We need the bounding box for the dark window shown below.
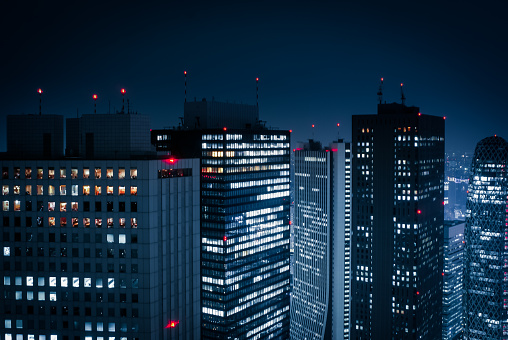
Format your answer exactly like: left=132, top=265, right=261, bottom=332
left=61, top=233, right=67, bottom=242
left=49, top=233, right=56, bottom=242
left=95, top=234, right=102, bottom=243
left=26, top=217, right=32, bottom=227
left=108, top=263, right=114, bottom=272
left=72, top=234, right=79, bottom=242
left=131, top=249, right=138, bottom=258
left=84, top=249, right=90, bottom=258
left=72, top=263, right=79, bottom=272
left=96, top=263, right=102, bottom=272
left=84, top=263, right=90, bottom=272
left=25, top=201, right=32, bottom=211
left=95, top=201, right=101, bottom=212
left=108, top=307, right=115, bottom=316
left=131, top=202, right=137, bottom=212
left=84, top=201, right=90, bottom=212
left=107, top=201, right=114, bottom=212
left=49, top=262, right=56, bottom=271
left=84, top=234, right=90, bottom=243
left=119, top=202, right=125, bottom=212
left=2, top=167, right=8, bottom=179
left=3, top=217, right=8, bottom=227
left=15, top=232, right=21, bottom=241
left=14, top=217, right=21, bottom=227
left=131, top=234, right=137, bottom=243
left=120, top=264, right=126, bottom=273
left=132, top=264, right=138, bottom=273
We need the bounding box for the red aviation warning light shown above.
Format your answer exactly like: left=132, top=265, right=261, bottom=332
left=223, top=127, right=227, bottom=131
left=165, top=320, right=179, bottom=328
left=418, top=112, right=421, bottom=116
left=417, top=210, right=421, bottom=214
left=337, top=123, right=340, bottom=127
left=223, top=236, right=227, bottom=242
left=312, top=124, right=315, bottom=128
left=256, top=77, right=259, bottom=81
left=289, top=129, right=292, bottom=133
left=121, top=88, right=126, bottom=94
left=93, top=94, right=97, bottom=100
left=38, top=88, right=43, bottom=94
left=184, top=71, right=187, bottom=75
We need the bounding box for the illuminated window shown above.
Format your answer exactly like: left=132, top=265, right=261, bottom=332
left=107, top=218, right=114, bottom=228
left=119, top=186, right=125, bottom=195
left=4, top=276, right=10, bottom=285
left=26, top=185, right=32, bottom=195
left=38, top=291, right=45, bottom=300
left=84, top=278, right=91, bottom=287
left=95, top=186, right=101, bottom=195
left=25, top=167, right=32, bottom=179
left=108, top=278, right=114, bottom=288
left=130, top=187, right=137, bottom=195
left=73, top=277, right=79, bottom=287
left=83, top=168, right=90, bottom=179
left=83, top=186, right=90, bottom=196
left=130, top=168, right=137, bottom=179
left=83, top=218, right=90, bottom=228
left=71, top=185, right=78, bottom=196
left=2, top=185, right=8, bottom=195
left=37, top=185, right=43, bottom=195
left=61, top=277, right=68, bottom=287
left=4, top=246, right=10, bottom=256
left=49, top=292, right=56, bottom=301
left=108, top=323, right=115, bottom=332
left=48, top=202, right=55, bottom=211
left=95, top=219, right=102, bottom=228
left=60, top=217, right=67, bottom=227
left=107, top=186, right=114, bottom=195
left=13, top=186, right=20, bottom=195
left=3, top=201, right=9, bottom=211
left=71, top=202, right=78, bottom=211
left=48, top=185, right=55, bottom=196
left=131, top=218, right=137, bottom=228
left=48, top=168, right=55, bottom=179
left=49, top=277, right=56, bottom=287
left=95, top=168, right=101, bottom=179
left=118, top=168, right=125, bottom=179
left=60, top=185, right=66, bottom=195
left=60, top=168, right=66, bottom=179
left=72, top=218, right=78, bottom=227
left=119, top=218, right=125, bottom=228
left=107, top=234, right=114, bottom=243
left=60, top=202, right=67, bottom=212
left=96, top=278, right=103, bottom=288
left=71, top=168, right=78, bottom=179
left=119, top=234, right=126, bottom=244
left=38, top=277, right=45, bottom=286
left=14, top=200, right=20, bottom=211
left=48, top=217, right=55, bottom=227
left=27, top=291, right=33, bottom=300
left=37, top=168, right=43, bottom=179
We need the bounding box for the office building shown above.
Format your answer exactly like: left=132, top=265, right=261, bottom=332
left=1, top=113, right=201, bottom=339
left=152, top=98, right=291, bottom=339
left=463, top=136, right=508, bottom=339
left=350, top=102, right=445, bottom=339
left=442, top=220, right=464, bottom=340
left=290, top=139, right=351, bottom=340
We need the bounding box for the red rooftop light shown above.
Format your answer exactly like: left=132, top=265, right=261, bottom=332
left=256, top=77, right=259, bottom=81
left=289, top=129, right=292, bottom=133
left=381, top=77, right=384, bottom=82
left=418, top=112, right=421, bottom=116
left=38, top=88, right=43, bottom=94
left=312, top=124, right=315, bottom=128
left=337, top=123, right=340, bottom=127
left=165, top=320, right=179, bottom=328
left=443, top=116, right=446, bottom=120
left=184, top=71, right=187, bottom=75
left=121, top=88, right=126, bottom=94
left=93, top=94, right=97, bottom=100
left=223, top=236, right=227, bottom=242
left=223, top=127, right=227, bottom=131
left=417, top=209, right=421, bottom=214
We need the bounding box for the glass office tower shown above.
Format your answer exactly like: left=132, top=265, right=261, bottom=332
left=464, top=136, right=508, bottom=339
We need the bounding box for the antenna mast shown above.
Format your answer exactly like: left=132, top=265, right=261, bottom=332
left=400, top=83, right=406, bottom=105
left=377, top=78, right=383, bottom=104
left=93, top=94, right=97, bottom=114
left=256, top=77, right=259, bottom=108
left=121, top=88, right=126, bottom=113
left=38, top=88, right=43, bottom=115
left=184, top=71, right=187, bottom=103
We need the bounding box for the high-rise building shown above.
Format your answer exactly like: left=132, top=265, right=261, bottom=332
left=290, top=139, right=351, bottom=340
left=350, top=102, right=445, bottom=339
left=1, top=113, right=201, bottom=339
left=442, top=220, right=464, bottom=340
left=152, top=98, right=291, bottom=339
left=463, top=136, right=508, bottom=339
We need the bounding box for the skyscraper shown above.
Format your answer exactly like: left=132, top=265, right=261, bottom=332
left=350, top=102, right=445, bottom=339
left=442, top=220, right=464, bottom=340
left=152, top=98, right=291, bottom=339
left=1, top=113, right=201, bottom=339
left=290, top=139, right=351, bottom=340
left=463, top=136, right=508, bottom=339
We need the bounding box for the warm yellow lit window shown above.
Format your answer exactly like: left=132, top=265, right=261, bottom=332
left=71, top=168, right=78, bottom=179
left=14, top=200, right=20, bottom=211
left=60, top=185, right=66, bottom=196
left=2, top=185, right=8, bottom=195
left=95, top=186, right=101, bottom=195
left=48, top=185, right=55, bottom=196
left=72, top=218, right=78, bottom=227
left=48, top=202, right=55, bottom=211
left=60, top=202, right=67, bottom=212
left=48, top=168, right=55, bottom=179
left=37, top=185, right=43, bottom=195
left=95, top=168, right=101, bottom=179
left=2, top=201, right=9, bottom=211
left=130, top=186, right=137, bottom=195
left=37, top=168, right=43, bottom=179
left=83, top=168, right=90, bottom=179
left=71, top=202, right=78, bottom=211
left=25, top=168, right=32, bottom=179
left=60, top=217, right=67, bottom=227
left=119, top=186, right=125, bottom=195
left=131, top=218, right=137, bottom=228
left=60, top=168, right=66, bottom=179
left=13, top=186, right=20, bottom=195
left=118, top=169, right=125, bottom=179
left=95, top=218, right=102, bottom=228
left=83, top=186, right=90, bottom=196
left=130, top=168, right=137, bottom=179
left=107, top=218, right=114, bottom=228
left=107, top=186, right=114, bottom=195
left=26, top=185, right=32, bottom=195
left=48, top=217, right=56, bottom=227
left=83, top=218, right=90, bottom=228
left=119, top=218, right=126, bottom=228
left=14, top=167, right=20, bottom=179
left=107, top=168, right=113, bottom=178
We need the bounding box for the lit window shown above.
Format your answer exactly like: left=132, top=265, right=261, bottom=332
left=71, top=185, right=78, bottom=196
left=61, top=277, right=68, bottom=287
left=38, top=277, right=45, bottom=286
left=37, top=185, right=43, bottom=195
left=73, top=277, right=79, bottom=287
left=71, top=202, right=78, bottom=211
left=26, top=185, right=32, bottom=195
left=95, top=186, right=101, bottom=195
left=84, top=278, right=91, bottom=287
left=83, top=168, right=90, bottom=179
left=119, top=218, right=125, bottom=228
left=48, top=185, right=55, bottom=196
left=96, top=278, right=103, bottom=288
left=60, top=168, right=66, bottom=179
left=72, top=218, right=78, bottom=227
left=83, top=218, right=90, bottom=228
left=4, top=276, right=11, bottom=285
left=48, top=217, right=55, bottom=227
left=2, top=185, right=8, bottom=195
left=95, top=219, right=102, bottom=228
left=48, top=168, right=55, bottom=179
left=27, top=276, right=33, bottom=286
left=27, top=291, right=34, bottom=300
left=85, top=322, right=92, bottom=331
left=5, top=320, right=11, bottom=329
left=108, top=278, right=114, bottom=288
left=48, top=202, right=55, bottom=211
left=25, top=167, right=32, bottom=179
left=119, top=186, right=125, bottom=195
left=130, top=168, right=137, bottom=179
left=60, top=202, right=67, bottom=212
left=107, top=218, right=114, bottom=228
left=108, top=323, right=115, bottom=332
left=3, top=201, right=9, bottom=211
left=95, top=168, right=101, bottom=179
left=60, top=185, right=66, bottom=195
left=71, top=168, right=78, bottom=179
left=13, top=200, right=20, bottom=211
left=49, top=292, right=56, bottom=301
left=107, top=234, right=114, bottom=243
left=13, top=186, right=20, bottom=195
left=107, top=186, right=114, bottom=195
left=131, top=218, right=137, bottom=228
left=16, top=291, right=22, bottom=300
left=16, top=320, right=22, bottom=329
left=15, top=277, right=21, bottom=285
left=118, top=168, right=125, bottom=179
left=37, top=168, right=43, bottom=179
left=130, top=187, right=137, bottom=195
left=4, top=246, right=10, bottom=256
left=38, top=291, right=45, bottom=300
left=97, top=322, right=104, bottom=331
left=60, top=217, right=67, bottom=227
left=119, top=235, right=126, bottom=244
left=49, top=277, right=56, bottom=287
left=83, top=186, right=90, bottom=196
left=107, top=168, right=113, bottom=179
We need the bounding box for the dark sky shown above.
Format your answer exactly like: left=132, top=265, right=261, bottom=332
left=1, top=0, right=506, bottom=153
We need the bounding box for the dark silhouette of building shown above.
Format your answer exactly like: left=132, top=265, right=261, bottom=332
left=463, top=136, right=508, bottom=339
left=152, top=99, right=291, bottom=339
left=350, top=102, right=445, bottom=339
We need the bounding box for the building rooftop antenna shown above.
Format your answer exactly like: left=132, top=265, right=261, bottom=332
left=184, top=71, right=187, bottom=103
left=93, top=94, right=98, bottom=114
left=121, top=88, right=126, bottom=113
left=337, top=123, right=341, bottom=139
left=256, top=77, right=259, bottom=108
left=377, top=78, right=383, bottom=104
left=401, top=83, right=406, bottom=105
left=37, top=88, right=43, bottom=115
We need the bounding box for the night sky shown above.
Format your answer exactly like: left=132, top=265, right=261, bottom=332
left=1, top=0, right=506, bottom=154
